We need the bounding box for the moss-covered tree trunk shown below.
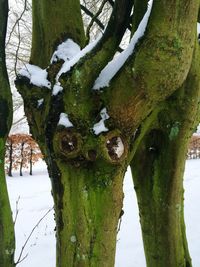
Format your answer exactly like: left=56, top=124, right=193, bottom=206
left=48, top=157, right=126, bottom=267
left=8, top=141, right=13, bottom=177
left=17, top=0, right=200, bottom=266
left=0, top=0, right=15, bottom=266
left=131, top=43, right=200, bottom=267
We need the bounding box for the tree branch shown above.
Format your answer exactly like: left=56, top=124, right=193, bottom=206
left=103, top=0, right=200, bottom=133
left=6, top=0, right=27, bottom=47
left=15, top=208, right=53, bottom=266
left=80, top=4, right=105, bottom=31
left=132, top=0, right=148, bottom=34
left=85, top=0, right=108, bottom=44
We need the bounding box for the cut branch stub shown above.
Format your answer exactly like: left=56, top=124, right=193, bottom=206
left=101, top=130, right=128, bottom=164
left=53, top=129, right=82, bottom=159
left=86, top=149, right=98, bottom=162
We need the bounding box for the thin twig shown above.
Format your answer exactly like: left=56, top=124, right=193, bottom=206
left=80, top=4, right=105, bottom=31
left=14, top=21, right=21, bottom=76
left=15, top=207, right=53, bottom=266
left=14, top=196, right=20, bottom=226
left=86, top=0, right=108, bottom=44
left=6, top=0, right=28, bottom=47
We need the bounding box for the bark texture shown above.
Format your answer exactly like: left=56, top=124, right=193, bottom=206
left=131, top=43, right=200, bottom=267
left=16, top=0, right=200, bottom=266
left=0, top=1, right=15, bottom=266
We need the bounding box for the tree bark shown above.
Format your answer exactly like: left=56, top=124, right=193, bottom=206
left=0, top=0, right=15, bottom=266
left=29, top=148, right=33, bottom=175
left=19, top=142, right=24, bottom=176
left=130, top=43, right=200, bottom=267
left=48, top=159, right=125, bottom=267
left=16, top=0, right=200, bottom=266
left=8, top=141, right=13, bottom=177
left=16, top=1, right=134, bottom=266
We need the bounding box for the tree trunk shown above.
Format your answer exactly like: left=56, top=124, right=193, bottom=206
left=0, top=144, right=15, bottom=267
left=16, top=0, right=200, bottom=266
left=8, top=142, right=13, bottom=177
left=130, top=43, right=200, bottom=267
left=0, top=0, right=15, bottom=266
left=47, top=159, right=125, bottom=267
left=131, top=129, right=191, bottom=267
left=19, top=142, right=24, bottom=176
left=29, top=148, right=33, bottom=175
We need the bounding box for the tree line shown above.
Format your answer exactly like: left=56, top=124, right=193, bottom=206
left=5, top=134, right=42, bottom=176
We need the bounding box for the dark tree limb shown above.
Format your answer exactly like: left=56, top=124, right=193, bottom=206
left=80, top=4, right=105, bottom=31
left=85, top=0, right=108, bottom=44
left=0, top=0, right=15, bottom=266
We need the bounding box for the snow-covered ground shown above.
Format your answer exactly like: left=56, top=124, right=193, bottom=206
left=6, top=159, right=200, bottom=267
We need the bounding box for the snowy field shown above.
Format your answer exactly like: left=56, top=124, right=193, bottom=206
left=6, top=159, right=200, bottom=267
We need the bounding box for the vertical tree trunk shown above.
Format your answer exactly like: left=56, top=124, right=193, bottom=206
left=130, top=44, right=200, bottom=267
left=47, top=160, right=125, bottom=267
left=8, top=141, right=13, bottom=177
left=131, top=129, right=192, bottom=267
left=0, top=0, right=15, bottom=265
left=19, top=142, right=24, bottom=176
left=29, top=148, right=33, bottom=175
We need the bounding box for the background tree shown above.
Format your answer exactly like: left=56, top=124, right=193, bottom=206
left=16, top=0, right=200, bottom=267
left=6, top=0, right=31, bottom=133
left=5, top=134, right=42, bottom=176
left=0, top=0, right=15, bottom=266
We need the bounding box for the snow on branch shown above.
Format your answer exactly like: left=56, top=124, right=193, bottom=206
left=56, top=36, right=101, bottom=80
left=92, top=0, right=153, bottom=90
left=19, top=64, right=51, bottom=89
left=52, top=37, right=101, bottom=96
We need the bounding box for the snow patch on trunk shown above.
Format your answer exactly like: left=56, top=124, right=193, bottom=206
left=93, top=108, right=110, bottom=135
left=51, top=39, right=81, bottom=63
left=52, top=84, right=63, bottom=96
left=37, top=98, right=44, bottom=108
left=58, top=113, right=73, bottom=128
left=113, top=137, right=125, bottom=158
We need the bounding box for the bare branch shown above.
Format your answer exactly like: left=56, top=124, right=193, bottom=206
left=6, top=0, right=28, bottom=47
left=14, top=196, right=20, bottom=226
left=85, top=0, right=108, bottom=44
left=15, top=207, right=53, bottom=266
left=14, top=21, right=21, bottom=76
left=80, top=4, right=105, bottom=31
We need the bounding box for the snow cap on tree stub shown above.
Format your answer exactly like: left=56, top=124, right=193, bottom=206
left=58, top=113, right=74, bottom=128
left=51, top=39, right=81, bottom=63
left=19, top=64, right=51, bottom=89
